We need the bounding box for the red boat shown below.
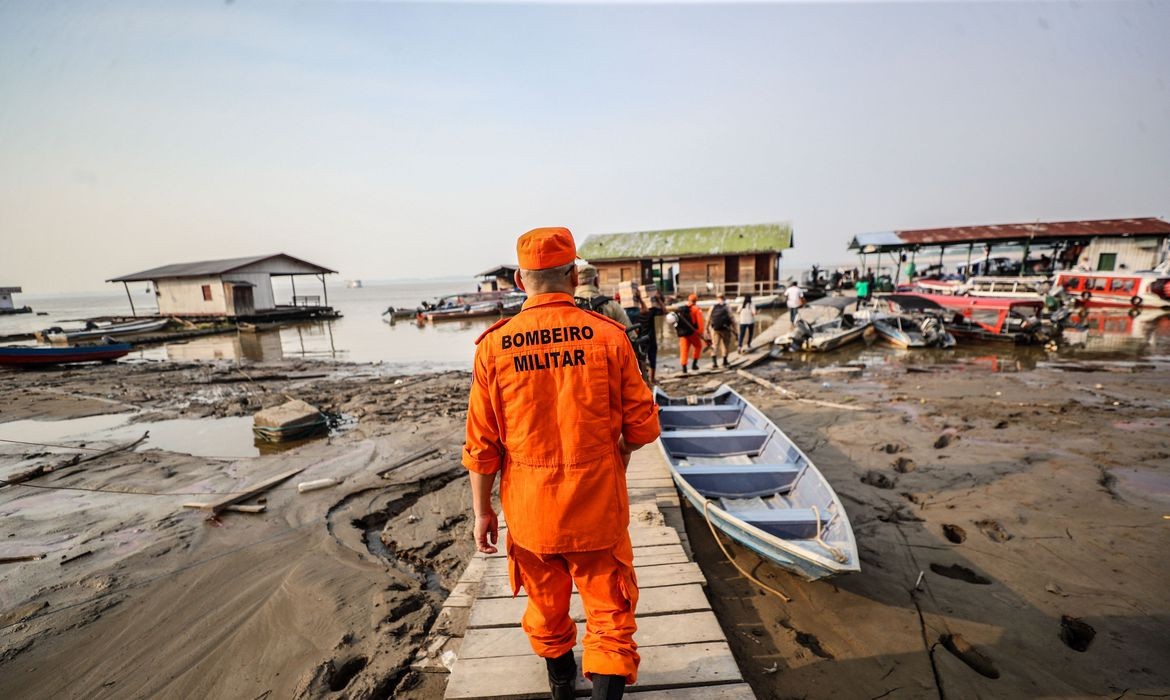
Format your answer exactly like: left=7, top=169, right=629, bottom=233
left=1053, top=269, right=1170, bottom=310
left=0, top=343, right=132, bottom=367
left=885, top=293, right=1051, bottom=344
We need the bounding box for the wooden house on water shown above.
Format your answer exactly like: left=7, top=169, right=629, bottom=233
left=476, top=265, right=519, bottom=292
left=576, top=222, right=793, bottom=298
left=108, top=253, right=338, bottom=320
left=0, top=287, right=31, bottom=315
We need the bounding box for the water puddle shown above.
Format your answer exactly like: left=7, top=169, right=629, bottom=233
left=1109, top=467, right=1170, bottom=505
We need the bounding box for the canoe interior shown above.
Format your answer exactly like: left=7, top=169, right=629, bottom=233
left=654, top=385, right=859, bottom=580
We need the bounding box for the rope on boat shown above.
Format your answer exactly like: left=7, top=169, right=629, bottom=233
left=701, top=499, right=792, bottom=603
left=810, top=505, right=850, bottom=564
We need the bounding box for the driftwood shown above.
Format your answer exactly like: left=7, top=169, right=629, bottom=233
left=0, top=553, right=45, bottom=564
left=0, top=431, right=150, bottom=488
left=377, top=447, right=441, bottom=478
left=735, top=369, right=870, bottom=412
left=181, top=467, right=305, bottom=514
left=222, top=504, right=267, bottom=514
left=59, top=550, right=93, bottom=566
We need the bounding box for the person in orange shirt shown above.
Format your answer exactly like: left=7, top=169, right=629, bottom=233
left=463, top=227, right=661, bottom=700
left=678, top=293, right=705, bottom=373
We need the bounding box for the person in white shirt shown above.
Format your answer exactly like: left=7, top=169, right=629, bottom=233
left=785, top=281, right=805, bottom=324
left=737, top=295, right=756, bottom=352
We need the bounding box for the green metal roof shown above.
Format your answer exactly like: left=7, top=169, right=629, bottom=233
left=577, top=223, right=793, bottom=262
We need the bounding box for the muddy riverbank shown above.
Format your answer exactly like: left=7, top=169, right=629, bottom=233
left=2, top=354, right=1168, bottom=698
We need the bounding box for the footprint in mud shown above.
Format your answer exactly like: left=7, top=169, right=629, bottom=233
left=993, top=420, right=1009, bottom=430
left=892, top=457, right=917, bottom=473
left=975, top=519, right=1013, bottom=542
left=933, top=433, right=955, bottom=449
left=940, top=633, right=1000, bottom=679
left=1059, top=615, right=1096, bottom=652
left=930, top=563, right=991, bottom=585
left=941, top=524, right=967, bottom=544
left=861, top=470, right=896, bottom=489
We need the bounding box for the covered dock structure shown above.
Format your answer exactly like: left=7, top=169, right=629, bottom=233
left=108, top=253, right=338, bottom=319
left=577, top=222, right=793, bottom=297
left=848, top=217, right=1170, bottom=284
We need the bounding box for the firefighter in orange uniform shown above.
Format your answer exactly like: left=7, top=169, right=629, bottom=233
left=678, top=293, right=705, bottom=373
left=463, top=227, right=660, bottom=700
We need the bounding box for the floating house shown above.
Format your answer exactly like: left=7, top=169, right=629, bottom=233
left=849, top=217, right=1170, bottom=281
left=577, top=222, right=793, bottom=297
left=108, top=253, right=337, bottom=318
left=0, top=286, right=31, bottom=315
left=476, top=265, right=519, bottom=292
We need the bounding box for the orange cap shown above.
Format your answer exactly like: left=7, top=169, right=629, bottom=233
left=687, top=293, right=698, bottom=302
left=517, top=227, right=576, bottom=270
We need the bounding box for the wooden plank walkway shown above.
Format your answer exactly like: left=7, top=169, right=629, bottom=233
left=420, top=444, right=756, bottom=699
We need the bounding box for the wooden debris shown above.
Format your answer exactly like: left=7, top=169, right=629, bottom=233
left=60, top=550, right=93, bottom=565
left=222, top=504, right=266, bottom=514
left=1, top=432, right=149, bottom=488
left=181, top=467, right=304, bottom=514
left=736, top=369, right=870, bottom=412
left=378, top=446, right=441, bottom=477
left=0, top=553, right=45, bottom=564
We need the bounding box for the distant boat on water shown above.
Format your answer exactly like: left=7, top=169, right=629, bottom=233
left=347, top=280, right=363, bottom=289
left=0, top=343, right=132, bottom=367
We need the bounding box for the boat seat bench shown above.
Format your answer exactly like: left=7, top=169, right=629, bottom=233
left=675, top=464, right=801, bottom=499
left=660, top=429, right=768, bottom=458
left=721, top=507, right=831, bottom=540
left=658, top=405, right=745, bottom=430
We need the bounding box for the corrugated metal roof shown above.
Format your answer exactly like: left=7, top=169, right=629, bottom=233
left=476, top=264, right=518, bottom=278
left=577, top=222, right=792, bottom=262
left=108, top=253, right=336, bottom=282
left=895, top=218, right=1170, bottom=246
left=848, top=231, right=905, bottom=252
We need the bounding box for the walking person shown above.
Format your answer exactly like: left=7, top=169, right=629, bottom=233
left=737, top=294, right=756, bottom=352
left=705, top=293, right=734, bottom=368
left=785, top=280, right=806, bottom=325
left=671, top=293, right=705, bottom=373
left=463, top=227, right=660, bottom=700
left=855, top=275, right=870, bottom=311
left=640, top=285, right=666, bottom=384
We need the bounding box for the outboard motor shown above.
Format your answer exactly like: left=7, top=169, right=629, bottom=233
left=789, top=319, right=813, bottom=351
left=920, top=316, right=943, bottom=346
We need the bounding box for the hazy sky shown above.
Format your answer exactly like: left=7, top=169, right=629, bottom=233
left=1, top=0, right=1168, bottom=292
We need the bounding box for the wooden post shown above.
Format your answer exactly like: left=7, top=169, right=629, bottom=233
left=319, top=274, right=329, bottom=307
left=1019, top=238, right=1031, bottom=277
left=965, top=244, right=974, bottom=280
left=290, top=275, right=297, bottom=305
left=122, top=281, right=137, bottom=318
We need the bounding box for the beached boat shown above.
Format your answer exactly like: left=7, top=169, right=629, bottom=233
left=423, top=301, right=503, bottom=322
left=892, top=292, right=1053, bottom=344
left=774, top=296, right=870, bottom=352
left=955, top=276, right=1049, bottom=299
left=0, top=343, right=132, bottom=367
left=865, top=296, right=956, bottom=348
left=44, top=318, right=169, bottom=344
left=654, top=385, right=859, bottom=581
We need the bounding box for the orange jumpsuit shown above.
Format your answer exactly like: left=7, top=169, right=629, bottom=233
left=678, top=303, right=705, bottom=366
left=463, top=292, right=660, bottom=684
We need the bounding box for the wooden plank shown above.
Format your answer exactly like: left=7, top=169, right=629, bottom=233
left=482, top=527, right=679, bottom=559
left=631, top=683, right=756, bottom=698
left=481, top=543, right=688, bottom=578
left=459, top=611, right=726, bottom=659
left=181, top=467, right=304, bottom=513
left=479, top=562, right=704, bottom=599
left=467, top=584, right=710, bottom=629
left=1, top=431, right=149, bottom=487
left=445, top=642, right=741, bottom=699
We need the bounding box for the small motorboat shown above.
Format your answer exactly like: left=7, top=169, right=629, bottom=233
left=0, top=342, right=132, bottom=367
left=423, top=301, right=502, bottom=322
left=655, top=385, right=859, bottom=581
left=890, top=293, right=1054, bottom=344
left=44, top=318, right=169, bottom=344
left=775, top=296, right=871, bottom=353
left=864, top=296, right=956, bottom=348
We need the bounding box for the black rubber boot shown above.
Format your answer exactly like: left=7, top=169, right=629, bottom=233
left=591, top=674, right=626, bottom=700
left=680, top=364, right=688, bottom=374
left=691, top=359, right=699, bottom=370
left=546, top=652, right=576, bottom=700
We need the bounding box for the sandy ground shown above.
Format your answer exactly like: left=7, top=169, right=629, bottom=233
left=2, top=350, right=1169, bottom=699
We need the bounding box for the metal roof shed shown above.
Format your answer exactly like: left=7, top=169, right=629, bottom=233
left=578, top=222, right=793, bottom=262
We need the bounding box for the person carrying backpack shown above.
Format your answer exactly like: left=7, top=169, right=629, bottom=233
left=705, top=294, right=734, bottom=368
left=668, top=293, right=705, bottom=373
